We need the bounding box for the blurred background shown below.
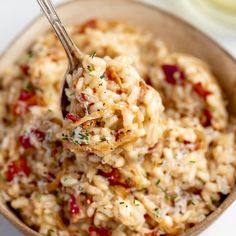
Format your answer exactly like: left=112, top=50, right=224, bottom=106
left=0, top=0, right=236, bottom=235
left=1, top=0, right=235, bottom=56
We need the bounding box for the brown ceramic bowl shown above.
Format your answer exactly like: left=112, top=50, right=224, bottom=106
left=1, top=0, right=236, bottom=235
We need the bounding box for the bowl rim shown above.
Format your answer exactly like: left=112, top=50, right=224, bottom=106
left=0, top=1, right=236, bottom=236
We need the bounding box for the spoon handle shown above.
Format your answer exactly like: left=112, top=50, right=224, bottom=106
left=36, top=0, right=81, bottom=68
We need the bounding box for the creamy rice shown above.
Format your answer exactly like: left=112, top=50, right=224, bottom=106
left=63, top=54, right=163, bottom=158
left=0, top=19, right=235, bottom=236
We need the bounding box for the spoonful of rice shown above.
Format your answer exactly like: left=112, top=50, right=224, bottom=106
left=37, top=0, right=164, bottom=156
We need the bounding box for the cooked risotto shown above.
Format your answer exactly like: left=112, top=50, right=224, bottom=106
left=0, top=19, right=235, bottom=236
left=63, top=54, right=163, bottom=158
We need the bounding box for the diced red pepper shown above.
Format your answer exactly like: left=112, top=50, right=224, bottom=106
left=19, top=129, right=45, bottom=149
left=79, top=92, right=88, bottom=102
left=117, top=89, right=123, bottom=95
left=13, top=90, right=39, bottom=116
left=162, top=64, right=185, bottom=85
left=5, top=157, right=31, bottom=182
left=19, top=135, right=32, bottom=149
left=89, top=226, right=112, bottom=236
left=69, top=195, right=80, bottom=215
left=80, top=19, right=98, bottom=33
left=183, top=140, right=191, bottom=145
left=20, top=65, right=30, bottom=76
left=18, top=158, right=31, bottom=176
left=193, top=82, right=212, bottom=98
left=98, top=168, right=131, bottom=188
left=66, top=113, right=80, bottom=122
left=19, top=90, right=34, bottom=101
left=5, top=161, right=18, bottom=182
left=201, top=108, right=213, bottom=127
left=32, top=129, right=45, bottom=142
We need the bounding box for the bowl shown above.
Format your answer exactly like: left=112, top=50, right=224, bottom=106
left=0, top=0, right=236, bottom=235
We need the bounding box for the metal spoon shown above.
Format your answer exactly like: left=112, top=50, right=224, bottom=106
left=36, top=0, right=83, bottom=118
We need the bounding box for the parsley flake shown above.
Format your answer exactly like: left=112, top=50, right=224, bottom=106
left=188, top=199, right=195, bottom=205
left=100, top=137, right=107, bottom=142
left=100, top=74, right=106, bottom=80
left=164, top=191, right=169, bottom=201
left=62, top=133, right=69, bottom=141
left=170, top=193, right=178, bottom=201
left=87, top=65, right=94, bottom=73
left=78, top=132, right=89, bottom=144
left=211, top=196, right=220, bottom=206
left=70, top=130, right=90, bottom=145
left=133, top=199, right=140, bottom=206
left=90, top=51, right=97, bottom=58
left=48, top=228, right=55, bottom=234
left=156, top=179, right=161, bottom=186
left=154, top=208, right=160, bottom=218
left=69, top=91, right=75, bottom=96
left=25, top=83, right=34, bottom=92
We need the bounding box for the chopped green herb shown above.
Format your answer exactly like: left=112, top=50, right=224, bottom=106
left=164, top=191, right=169, bottom=201
left=71, top=131, right=90, bottom=145
left=100, top=137, right=107, bottom=142
left=48, top=228, right=55, bottom=234
left=154, top=208, right=160, bottom=218
left=188, top=200, right=195, bottom=205
left=62, top=133, right=69, bottom=141
left=69, top=91, right=75, bottom=96
left=100, top=74, right=106, bottom=80
left=133, top=199, right=140, bottom=206
left=170, top=193, right=178, bottom=201
left=25, top=83, right=34, bottom=92
left=34, top=86, right=44, bottom=93
left=78, top=132, right=89, bottom=144
left=56, top=193, right=63, bottom=205
left=47, top=109, right=53, bottom=113
left=190, top=160, right=196, bottom=164
left=87, top=65, right=94, bottom=72
left=211, top=196, right=220, bottom=206
left=161, top=189, right=177, bottom=202
left=210, top=107, right=217, bottom=113
left=90, top=51, right=97, bottom=58
left=157, top=186, right=170, bottom=201
left=156, top=179, right=161, bottom=186
left=72, top=140, right=79, bottom=144
left=120, top=201, right=125, bottom=205
left=27, top=51, right=34, bottom=59
left=63, top=176, right=69, bottom=182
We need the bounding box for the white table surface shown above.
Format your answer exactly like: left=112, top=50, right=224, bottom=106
left=0, top=1, right=236, bottom=235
